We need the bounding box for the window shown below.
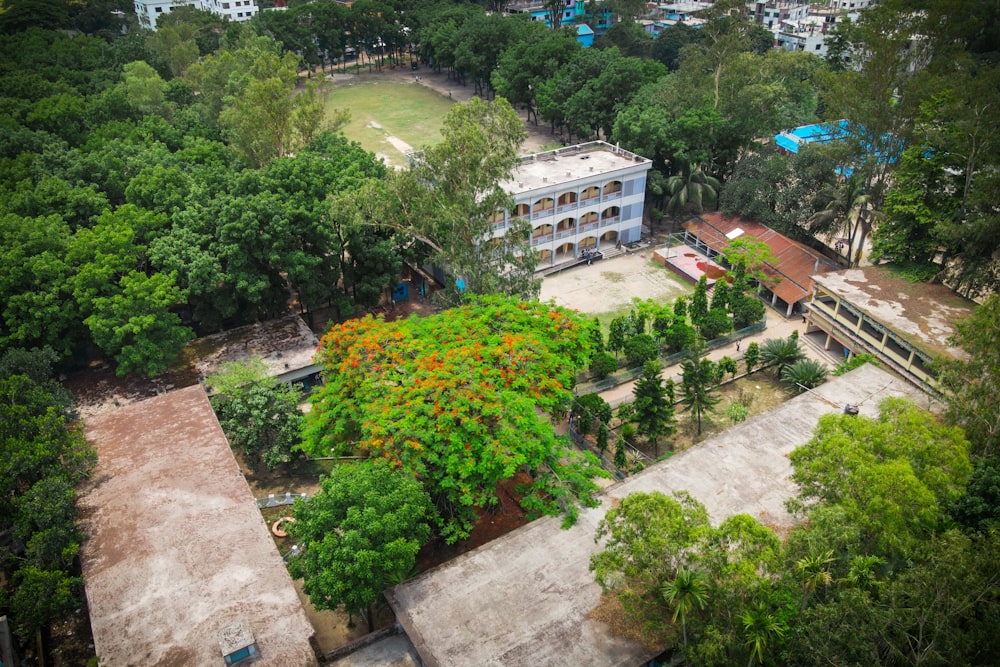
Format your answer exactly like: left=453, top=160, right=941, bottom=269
left=155, top=5, right=162, bottom=10
left=815, top=44, right=821, bottom=50
left=222, top=2, right=229, bottom=7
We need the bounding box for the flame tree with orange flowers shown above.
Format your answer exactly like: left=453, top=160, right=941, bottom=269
left=302, top=295, right=608, bottom=543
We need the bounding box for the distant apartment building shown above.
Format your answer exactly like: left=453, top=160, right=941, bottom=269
left=506, top=0, right=614, bottom=37
left=751, top=1, right=809, bottom=29
left=494, top=142, right=652, bottom=270
left=134, top=0, right=258, bottom=29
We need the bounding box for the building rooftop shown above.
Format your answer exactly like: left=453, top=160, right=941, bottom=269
left=812, top=266, right=976, bottom=359
left=774, top=120, right=849, bottom=154
left=182, top=314, right=320, bottom=383
left=502, top=141, right=651, bottom=196
left=79, top=385, right=318, bottom=667
left=389, top=365, right=924, bottom=667
left=686, top=213, right=841, bottom=306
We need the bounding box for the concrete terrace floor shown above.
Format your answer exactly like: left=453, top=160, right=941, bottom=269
left=389, top=365, right=928, bottom=667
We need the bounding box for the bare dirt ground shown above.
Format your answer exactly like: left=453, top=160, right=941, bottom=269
left=539, top=249, right=691, bottom=315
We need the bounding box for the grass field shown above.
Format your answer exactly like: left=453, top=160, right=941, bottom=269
left=324, top=79, right=454, bottom=167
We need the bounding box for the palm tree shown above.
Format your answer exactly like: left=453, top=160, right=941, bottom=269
left=665, top=165, right=722, bottom=217
left=843, top=554, right=884, bottom=593
left=759, top=336, right=805, bottom=377
left=780, top=359, right=829, bottom=393
left=680, top=336, right=721, bottom=436
left=807, top=176, right=872, bottom=267
left=795, top=549, right=834, bottom=609
left=661, top=568, right=709, bottom=652
left=742, top=604, right=785, bottom=667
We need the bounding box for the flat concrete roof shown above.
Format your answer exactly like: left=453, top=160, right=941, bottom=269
left=183, top=314, right=320, bottom=383
left=79, top=385, right=318, bottom=667
left=389, top=365, right=925, bottom=667
left=501, top=142, right=651, bottom=196
left=812, top=267, right=976, bottom=359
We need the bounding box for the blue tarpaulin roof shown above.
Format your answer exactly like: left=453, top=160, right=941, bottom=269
left=774, top=120, right=849, bottom=154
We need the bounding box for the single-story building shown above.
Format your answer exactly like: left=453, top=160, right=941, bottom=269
left=683, top=213, right=841, bottom=317
left=79, top=385, right=318, bottom=665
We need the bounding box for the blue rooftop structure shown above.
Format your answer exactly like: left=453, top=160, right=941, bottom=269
left=576, top=23, right=595, bottom=47
left=774, top=120, right=849, bottom=154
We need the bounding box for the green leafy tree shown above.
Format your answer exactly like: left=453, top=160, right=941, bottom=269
left=207, top=359, right=303, bottom=471
left=948, top=462, right=1000, bottom=534
left=575, top=392, right=612, bottom=438
left=1, top=371, right=94, bottom=641
left=624, top=333, right=658, bottom=367
left=743, top=341, right=760, bottom=374
left=690, top=275, right=710, bottom=326
left=718, top=355, right=738, bottom=380
left=614, top=434, right=628, bottom=470
left=588, top=317, right=606, bottom=353
left=364, top=97, right=534, bottom=304
left=302, top=297, right=605, bottom=543
left=608, top=316, right=629, bottom=358
left=788, top=397, right=972, bottom=560
left=289, top=459, right=433, bottom=632
left=699, top=307, right=733, bottom=340
left=680, top=336, right=721, bottom=436
left=590, top=491, right=711, bottom=633
left=935, top=295, right=1000, bottom=458
left=596, top=422, right=610, bottom=456
left=781, top=359, right=829, bottom=394
left=83, top=270, right=193, bottom=377
left=590, top=351, right=618, bottom=380
left=711, top=278, right=731, bottom=312
left=632, top=362, right=676, bottom=457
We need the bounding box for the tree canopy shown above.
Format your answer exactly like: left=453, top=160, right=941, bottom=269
left=302, top=296, right=606, bottom=542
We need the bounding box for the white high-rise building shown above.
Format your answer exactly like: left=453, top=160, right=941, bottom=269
left=134, top=0, right=258, bottom=29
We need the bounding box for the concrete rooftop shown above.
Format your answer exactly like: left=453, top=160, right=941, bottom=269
left=389, top=365, right=926, bottom=667
left=502, top=142, right=651, bottom=196
left=79, top=385, right=317, bottom=667
left=813, top=267, right=976, bottom=359
left=183, top=314, right=320, bottom=383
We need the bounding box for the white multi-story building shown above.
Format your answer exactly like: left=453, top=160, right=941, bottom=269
left=134, top=0, right=258, bottom=29
left=494, top=142, right=652, bottom=270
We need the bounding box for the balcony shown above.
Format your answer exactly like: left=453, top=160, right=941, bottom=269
left=602, top=191, right=622, bottom=202
left=579, top=196, right=601, bottom=208
left=600, top=216, right=619, bottom=227
left=531, top=233, right=554, bottom=246
left=579, top=222, right=599, bottom=233
left=556, top=203, right=577, bottom=214
left=532, top=209, right=554, bottom=220
left=556, top=229, right=576, bottom=239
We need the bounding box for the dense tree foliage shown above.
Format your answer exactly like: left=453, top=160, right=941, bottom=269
left=206, top=359, right=304, bottom=471
left=289, top=459, right=434, bottom=632
left=0, top=354, right=95, bottom=641
left=302, top=297, right=606, bottom=542
left=591, top=398, right=994, bottom=666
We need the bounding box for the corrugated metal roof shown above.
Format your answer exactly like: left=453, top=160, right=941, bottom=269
left=685, top=213, right=840, bottom=305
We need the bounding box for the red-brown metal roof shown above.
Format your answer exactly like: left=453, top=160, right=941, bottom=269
left=685, top=213, right=840, bottom=305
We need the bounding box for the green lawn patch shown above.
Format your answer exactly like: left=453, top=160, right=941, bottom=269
left=324, top=80, right=453, bottom=167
